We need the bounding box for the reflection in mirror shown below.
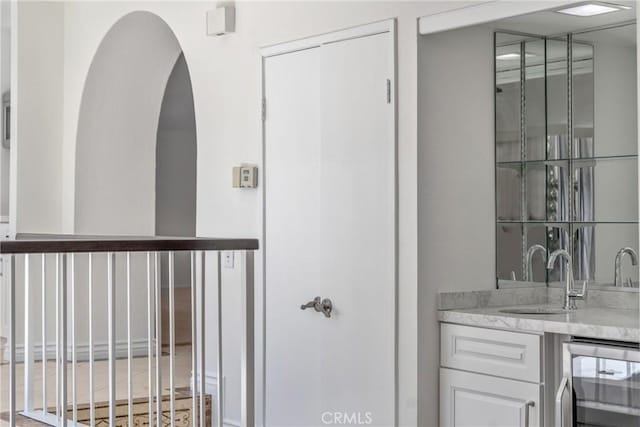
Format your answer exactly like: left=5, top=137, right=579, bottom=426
left=571, top=223, right=639, bottom=286
left=495, top=19, right=638, bottom=291
left=495, top=33, right=524, bottom=163
left=577, top=23, right=637, bottom=158
left=496, top=223, right=523, bottom=281
left=574, top=156, right=638, bottom=223
left=547, top=36, right=570, bottom=160
left=525, top=38, right=546, bottom=161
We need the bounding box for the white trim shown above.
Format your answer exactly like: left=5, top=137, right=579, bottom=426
left=192, top=372, right=239, bottom=427
left=637, top=7, right=640, bottom=266
left=193, top=371, right=219, bottom=395
left=5, top=338, right=149, bottom=363
left=418, top=0, right=585, bottom=35
left=260, top=19, right=394, bottom=58
left=21, top=410, right=87, bottom=427
left=223, top=419, right=241, bottom=427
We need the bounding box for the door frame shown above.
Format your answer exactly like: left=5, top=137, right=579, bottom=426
left=258, top=18, right=398, bottom=427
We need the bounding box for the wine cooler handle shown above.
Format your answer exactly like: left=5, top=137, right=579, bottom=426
left=523, top=400, right=535, bottom=427
left=555, top=376, right=569, bottom=427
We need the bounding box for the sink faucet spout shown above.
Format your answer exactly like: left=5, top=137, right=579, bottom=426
left=547, top=249, right=586, bottom=310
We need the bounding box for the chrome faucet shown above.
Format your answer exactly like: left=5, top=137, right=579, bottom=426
left=614, top=247, right=638, bottom=287
left=547, top=249, right=586, bottom=310
left=525, top=244, right=546, bottom=281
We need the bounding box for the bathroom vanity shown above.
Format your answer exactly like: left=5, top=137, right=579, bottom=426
left=438, top=288, right=639, bottom=427
left=436, top=6, right=640, bottom=426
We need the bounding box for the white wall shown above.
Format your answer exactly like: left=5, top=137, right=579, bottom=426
left=7, top=1, right=503, bottom=425
left=59, top=2, right=484, bottom=425
left=14, top=1, right=64, bottom=234
left=11, top=3, right=640, bottom=425
left=74, top=11, right=182, bottom=236
left=417, top=24, right=496, bottom=426
left=3, top=3, right=65, bottom=354
left=0, top=0, right=10, bottom=222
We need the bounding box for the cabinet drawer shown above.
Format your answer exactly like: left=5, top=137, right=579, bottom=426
left=441, top=323, right=541, bottom=383
left=440, top=368, right=542, bottom=427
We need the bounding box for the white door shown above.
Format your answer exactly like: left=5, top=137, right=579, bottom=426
left=440, top=368, right=542, bottom=427
left=264, top=22, right=396, bottom=427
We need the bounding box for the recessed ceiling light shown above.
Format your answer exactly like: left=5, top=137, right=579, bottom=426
left=496, top=53, right=536, bottom=60
left=556, top=3, right=628, bottom=17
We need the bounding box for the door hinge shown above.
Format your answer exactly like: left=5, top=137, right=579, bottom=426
left=261, top=98, right=267, bottom=122
left=386, top=79, right=391, bottom=104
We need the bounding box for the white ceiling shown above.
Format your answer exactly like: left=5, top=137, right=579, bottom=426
left=494, top=0, right=635, bottom=74
left=575, top=22, right=636, bottom=47
left=494, top=1, right=636, bottom=36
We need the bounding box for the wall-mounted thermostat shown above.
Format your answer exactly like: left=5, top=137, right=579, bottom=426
left=233, top=165, right=258, bottom=188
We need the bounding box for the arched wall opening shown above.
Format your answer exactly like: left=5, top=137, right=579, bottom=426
left=73, top=11, right=197, bottom=348
left=74, top=11, right=197, bottom=238
left=156, top=52, right=197, bottom=345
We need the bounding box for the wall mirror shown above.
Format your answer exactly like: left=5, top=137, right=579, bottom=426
left=495, top=14, right=638, bottom=291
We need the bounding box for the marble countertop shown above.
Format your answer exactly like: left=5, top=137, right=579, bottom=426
left=439, top=304, right=640, bottom=342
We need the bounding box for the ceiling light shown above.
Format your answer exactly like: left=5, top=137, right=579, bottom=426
left=556, top=3, right=628, bottom=17
left=496, top=53, right=536, bottom=60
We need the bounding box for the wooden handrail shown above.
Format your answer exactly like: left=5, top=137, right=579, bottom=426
left=0, top=234, right=259, bottom=254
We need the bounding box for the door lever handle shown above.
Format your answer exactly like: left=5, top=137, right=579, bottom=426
left=300, top=296, right=333, bottom=318
left=300, top=297, right=321, bottom=311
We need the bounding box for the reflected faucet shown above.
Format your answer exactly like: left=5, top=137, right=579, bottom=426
left=547, top=249, right=586, bottom=310
left=525, top=244, right=546, bottom=282
left=614, top=247, right=638, bottom=287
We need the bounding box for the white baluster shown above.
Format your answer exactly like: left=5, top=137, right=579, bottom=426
left=107, top=252, right=116, bottom=426
left=169, top=251, right=176, bottom=427
left=200, top=251, right=206, bottom=427
left=217, top=252, right=223, bottom=427
left=127, top=252, right=133, bottom=427
left=191, top=251, right=198, bottom=427
left=241, top=251, right=255, bottom=427
left=155, top=252, right=163, bottom=425
left=71, top=254, right=77, bottom=424
left=60, top=253, right=68, bottom=427
left=55, top=254, right=59, bottom=422
left=89, top=253, right=95, bottom=426
left=9, top=255, right=16, bottom=426
left=41, top=254, right=47, bottom=415
left=147, top=252, right=155, bottom=426
left=24, top=254, right=34, bottom=412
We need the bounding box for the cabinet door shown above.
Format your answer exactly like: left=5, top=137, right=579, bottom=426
left=440, top=368, right=542, bottom=427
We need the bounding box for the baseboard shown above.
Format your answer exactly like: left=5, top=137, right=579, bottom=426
left=193, top=371, right=219, bottom=395
left=192, top=372, right=240, bottom=427
left=5, top=339, right=150, bottom=363
left=6, top=346, right=241, bottom=427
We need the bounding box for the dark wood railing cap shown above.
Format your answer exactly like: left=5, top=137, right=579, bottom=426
left=0, top=234, right=259, bottom=254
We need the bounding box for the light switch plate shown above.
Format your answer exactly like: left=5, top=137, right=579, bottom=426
left=232, top=165, right=258, bottom=188
left=223, top=251, right=234, bottom=268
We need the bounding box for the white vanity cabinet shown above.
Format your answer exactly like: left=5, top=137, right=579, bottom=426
left=440, top=323, right=544, bottom=427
